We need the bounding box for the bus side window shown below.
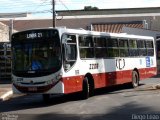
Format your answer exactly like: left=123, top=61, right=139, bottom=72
left=129, top=39, right=138, bottom=56
left=94, top=37, right=108, bottom=58
left=146, top=40, right=154, bottom=56
left=79, top=35, right=94, bottom=59
left=106, top=38, right=119, bottom=57
left=119, top=39, right=129, bottom=57
left=62, top=34, right=77, bottom=71
left=137, top=40, right=147, bottom=56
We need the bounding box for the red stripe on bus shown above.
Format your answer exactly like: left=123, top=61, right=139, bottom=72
left=13, top=67, right=157, bottom=94
left=62, top=67, right=157, bottom=94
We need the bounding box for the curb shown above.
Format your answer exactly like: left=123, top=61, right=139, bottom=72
left=154, top=84, right=160, bottom=89
left=135, top=83, right=160, bottom=91
left=0, top=90, right=13, bottom=101
left=145, top=84, right=160, bottom=90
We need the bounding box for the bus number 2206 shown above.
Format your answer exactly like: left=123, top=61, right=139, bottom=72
left=89, top=63, right=99, bottom=70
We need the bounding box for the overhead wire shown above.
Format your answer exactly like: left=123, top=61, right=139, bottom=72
left=0, top=0, right=107, bottom=13
left=0, top=0, right=51, bottom=39
left=0, top=0, right=98, bottom=31
left=0, top=0, right=111, bottom=11
left=0, top=0, right=51, bottom=14
left=0, top=4, right=51, bottom=10
left=57, top=0, right=87, bottom=29
left=13, top=0, right=83, bottom=30
left=12, top=0, right=52, bottom=30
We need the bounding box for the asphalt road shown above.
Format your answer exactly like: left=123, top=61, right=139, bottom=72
left=0, top=78, right=160, bottom=120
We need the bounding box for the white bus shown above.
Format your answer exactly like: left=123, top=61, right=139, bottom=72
left=11, top=27, right=157, bottom=101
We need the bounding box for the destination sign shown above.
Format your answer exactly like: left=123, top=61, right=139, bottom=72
left=26, top=33, right=43, bottom=39
left=12, top=29, right=59, bottom=41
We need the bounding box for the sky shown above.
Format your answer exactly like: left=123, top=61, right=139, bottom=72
left=0, top=0, right=160, bottom=18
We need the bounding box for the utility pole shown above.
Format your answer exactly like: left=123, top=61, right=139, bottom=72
left=9, top=19, right=13, bottom=41
left=52, top=0, right=56, bottom=27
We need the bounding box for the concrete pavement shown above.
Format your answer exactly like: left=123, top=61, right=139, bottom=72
left=0, top=76, right=160, bottom=102
left=0, top=84, right=12, bottom=101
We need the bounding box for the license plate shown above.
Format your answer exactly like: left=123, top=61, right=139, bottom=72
left=28, top=87, right=37, bottom=91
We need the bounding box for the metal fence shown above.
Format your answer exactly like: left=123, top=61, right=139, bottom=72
left=0, top=42, right=11, bottom=81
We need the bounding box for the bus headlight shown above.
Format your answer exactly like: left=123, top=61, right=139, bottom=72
left=56, top=73, right=62, bottom=80
left=46, top=80, right=53, bottom=85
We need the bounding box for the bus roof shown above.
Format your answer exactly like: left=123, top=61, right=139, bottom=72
left=12, top=27, right=154, bottom=40
left=57, top=27, right=154, bottom=40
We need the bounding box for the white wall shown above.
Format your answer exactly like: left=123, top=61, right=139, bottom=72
left=0, top=22, right=9, bottom=42
left=122, top=27, right=160, bottom=40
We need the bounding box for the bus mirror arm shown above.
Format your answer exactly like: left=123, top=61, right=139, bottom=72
left=66, top=38, right=72, bottom=42
left=63, top=43, right=75, bottom=62
left=64, top=64, right=71, bottom=71
left=63, top=43, right=70, bottom=62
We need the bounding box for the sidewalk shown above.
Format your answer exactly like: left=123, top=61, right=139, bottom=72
left=0, top=86, right=12, bottom=101
left=0, top=80, right=13, bottom=101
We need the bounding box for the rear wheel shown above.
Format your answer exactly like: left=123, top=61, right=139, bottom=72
left=82, top=77, right=89, bottom=99
left=132, top=71, right=139, bottom=88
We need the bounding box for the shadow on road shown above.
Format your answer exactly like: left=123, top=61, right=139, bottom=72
left=0, top=83, right=147, bottom=113
left=94, top=83, right=145, bottom=95
left=31, top=102, right=159, bottom=120
left=151, top=74, right=160, bottom=78
left=1, top=102, right=159, bottom=120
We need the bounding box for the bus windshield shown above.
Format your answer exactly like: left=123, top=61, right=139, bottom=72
left=12, top=29, right=61, bottom=77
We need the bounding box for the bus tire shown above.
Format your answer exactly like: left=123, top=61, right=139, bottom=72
left=82, top=77, right=89, bottom=99
left=132, top=70, right=139, bottom=88
left=42, top=94, right=51, bottom=103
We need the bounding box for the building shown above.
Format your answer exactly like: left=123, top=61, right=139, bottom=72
left=1, top=7, right=160, bottom=81
left=0, top=22, right=11, bottom=82
left=0, top=7, right=160, bottom=33
left=0, top=22, right=9, bottom=42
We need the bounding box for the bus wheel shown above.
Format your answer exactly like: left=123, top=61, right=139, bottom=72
left=132, top=71, right=139, bottom=88
left=42, top=94, right=51, bottom=103
left=82, top=77, right=90, bottom=99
